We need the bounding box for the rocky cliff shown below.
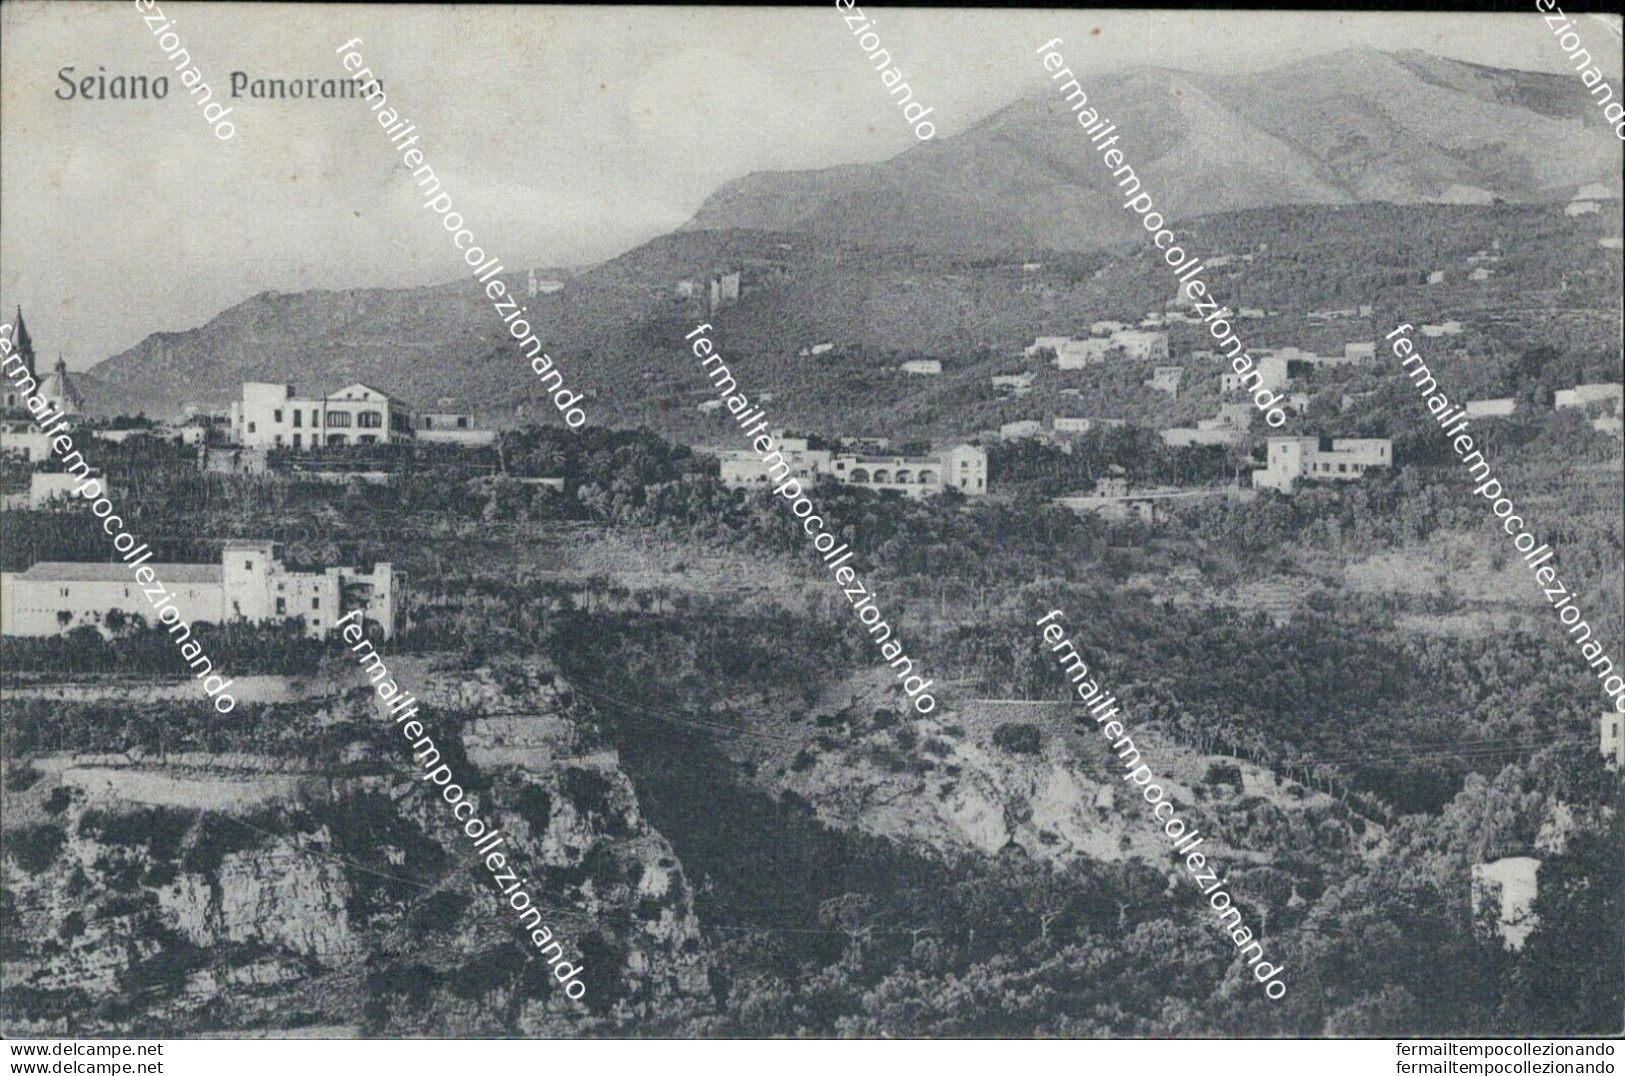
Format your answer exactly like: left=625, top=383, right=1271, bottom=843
left=0, top=659, right=713, bottom=1036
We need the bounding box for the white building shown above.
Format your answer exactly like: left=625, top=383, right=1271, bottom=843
left=1052, top=417, right=1122, bottom=436
left=718, top=433, right=833, bottom=489
left=1602, top=711, right=1624, bottom=769
left=1470, top=857, right=1541, bottom=951
left=1421, top=321, right=1464, bottom=338
left=1053, top=338, right=1114, bottom=369
left=1161, top=427, right=1247, bottom=448
left=1554, top=383, right=1623, bottom=412
left=1, top=419, right=56, bottom=462
left=1145, top=367, right=1183, bottom=396
left=1253, top=437, right=1392, bottom=493
left=1566, top=200, right=1599, bottom=217
left=231, top=382, right=414, bottom=449
left=992, top=373, right=1035, bottom=396
left=707, top=271, right=742, bottom=314
left=901, top=359, right=942, bottom=376
left=1110, top=330, right=1170, bottom=361
left=29, top=470, right=102, bottom=508
left=156, top=424, right=208, bottom=446
left=799, top=342, right=835, bottom=358
left=1464, top=398, right=1516, bottom=418
left=1470, top=266, right=1495, bottom=282
left=413, top=412, right=498, bottom=446
left=829, top=444, right=986, bottom=497
left=1, top=541, right=398, bottom=640
left=999, top=420, right=1043, bottom=440
left=1222, top=355, right=1291, bottom=394
left=1428, top=270, right=1446, bottom=285
left=1024, top=335, right=1072, bottom=358
left=526, top=269, right=564, bottom=297
left=725, top=439, right=987, bottom=498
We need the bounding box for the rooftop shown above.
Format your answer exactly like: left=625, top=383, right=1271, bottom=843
left=12, top=561, right=223, bottom=583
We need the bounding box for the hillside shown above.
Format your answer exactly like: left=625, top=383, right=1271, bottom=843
left=682, top=47, right=1622, bottom=253
left=83, top=198, right=1623, bottom=436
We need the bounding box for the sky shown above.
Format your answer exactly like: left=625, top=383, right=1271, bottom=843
left=2, top=3, right=1621, bottom=368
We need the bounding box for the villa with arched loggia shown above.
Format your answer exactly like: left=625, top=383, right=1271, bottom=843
left=715, top=435, right=986, bottom=499
left=830, top=445, right=983, bottom=498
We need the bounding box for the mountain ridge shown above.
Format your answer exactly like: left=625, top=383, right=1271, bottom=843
left=74, top=47, right=1624, bottom=421
left=682, top=46, right=1620, bottom=251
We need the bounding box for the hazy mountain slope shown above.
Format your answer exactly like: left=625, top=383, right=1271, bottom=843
left=1201, top=47, right=1619, bottom=202
left=79, top=48, right=1623, bottom=423
left=683, top=47, right=1622, bottom=252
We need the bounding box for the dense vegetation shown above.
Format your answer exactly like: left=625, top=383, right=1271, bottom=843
left=3, top=354, right=1620, bottom=1035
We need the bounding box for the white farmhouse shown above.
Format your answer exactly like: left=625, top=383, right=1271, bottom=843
left=1253, top=437, right=1391, bottom=493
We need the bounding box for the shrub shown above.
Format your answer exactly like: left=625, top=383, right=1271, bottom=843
left=4, top=762, right=42, bottom=792
left=992, top=722, right=1043, bottom=756
left=7, top=823, right=66, bottom=874
left=513, top=783, right=553, bottom=834
left=79, top=807, right=193, bottom=861
left=409, top=890, right=471, bottom=938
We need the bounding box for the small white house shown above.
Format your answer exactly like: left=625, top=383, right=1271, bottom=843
left=999, top=420, right=1042, bottom=440
left=30, top=470, right=103, bottom=508
left=1464, top=398, right=1516, bottom=418
left=901, top=359, right=942, bottom=376
left=1421, top=321, right=1464, bottom=338
left=1555, top=383, right=1623, bottom=412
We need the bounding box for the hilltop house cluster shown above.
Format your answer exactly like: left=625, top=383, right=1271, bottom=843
left=1, top=314, right=403, bottom=642
left=1026, top=323, right=1170, bottom=367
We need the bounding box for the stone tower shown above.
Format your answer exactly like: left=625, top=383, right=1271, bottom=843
left=3, top=307, right=40, bottom=413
